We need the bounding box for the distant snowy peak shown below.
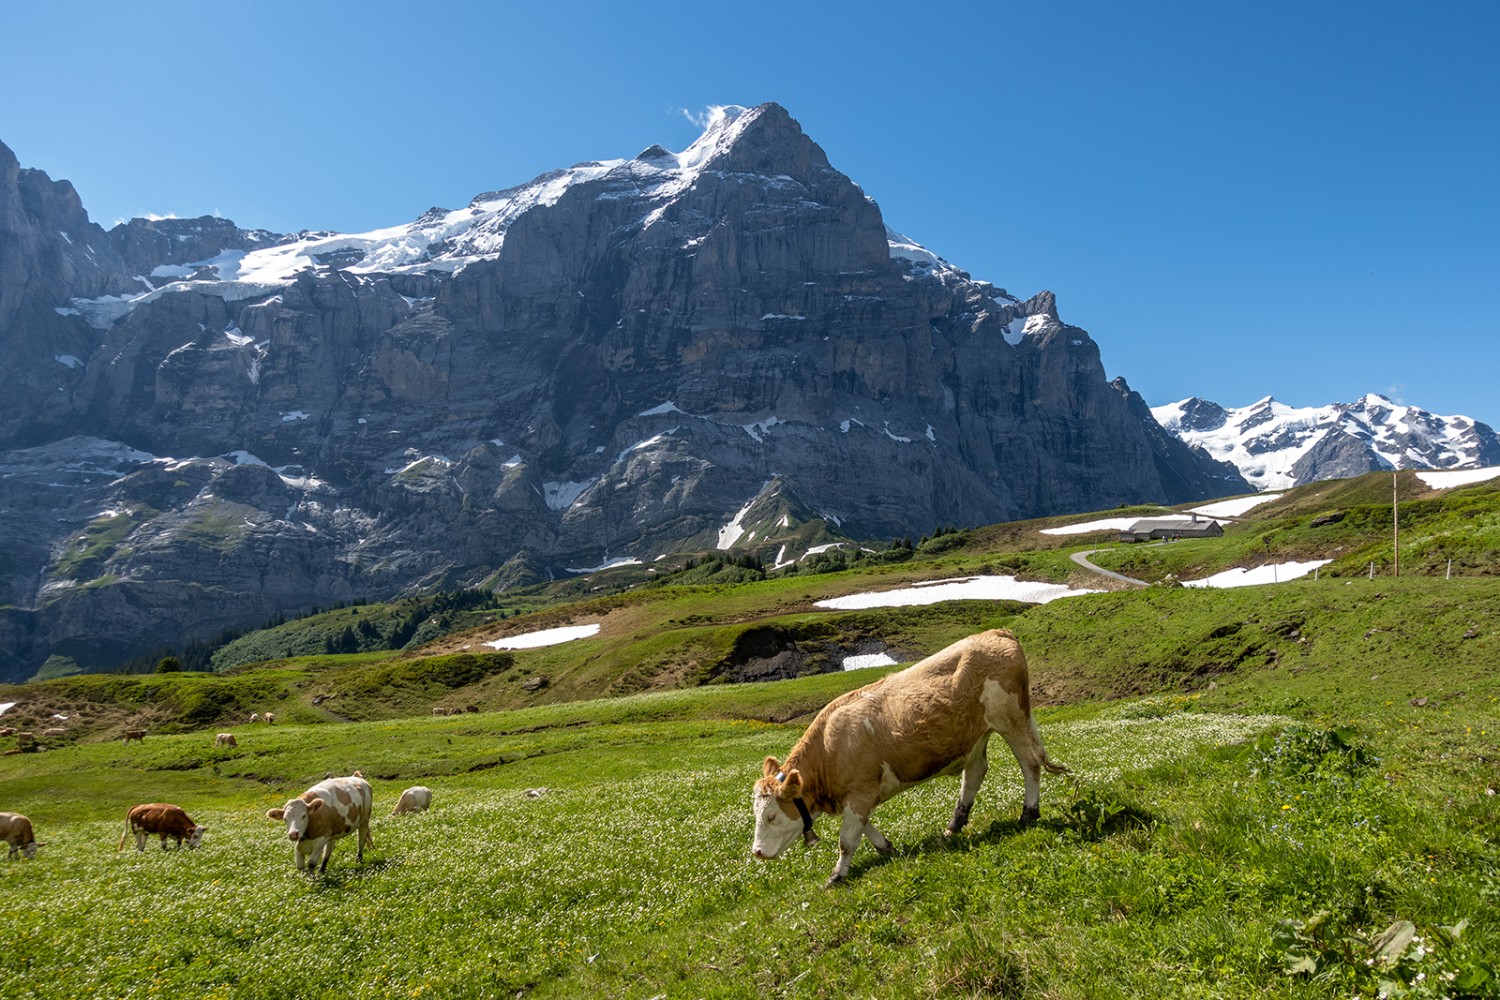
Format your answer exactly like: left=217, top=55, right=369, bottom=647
left=1152, top=394, right=1500, bottom=491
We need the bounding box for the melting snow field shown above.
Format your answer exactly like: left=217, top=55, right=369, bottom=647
left=483, top=624, right=601, bottom=650
left=841, top=653, right=898, bottom=671
left=1184, top=560, right=1332, bottom=589
left=0, top=702, right=15, bottom=717
left=816, top=575, right=1097, bottom=610
left=1187, top=493, right=1286, bottom=518
left=1416, top=466, right=1500, bottom=489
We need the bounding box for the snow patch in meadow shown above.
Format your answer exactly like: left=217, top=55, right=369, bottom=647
left=842, top=653, right=898, bottom=671
left=1184, top=560, right=1331, bottom=589
left=817, top=575, right=1097, bottom=610
left=483, top=623, right=601, bottom=650
left=0, top=702, right=15, bottom=717
left=1188, top=493, right=1286, bottom=518
left=1415, top=466, right=1500, bottom=489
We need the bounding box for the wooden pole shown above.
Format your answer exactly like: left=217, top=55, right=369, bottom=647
left=1393, top=471, right=1399, bottom=578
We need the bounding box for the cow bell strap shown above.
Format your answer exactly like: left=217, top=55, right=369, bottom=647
left=775, top=770, right=816, bottom=837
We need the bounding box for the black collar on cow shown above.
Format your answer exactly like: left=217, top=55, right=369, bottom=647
left=775, top=770, right=817, bottom=842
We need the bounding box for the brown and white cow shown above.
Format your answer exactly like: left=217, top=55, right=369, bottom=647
left=0, top=812, right=43, bottom=859
left=118, top=803, right=207, bottom=851
left=121, top=728, right=146, bottom=743
left=215, top=733, right=237, bottom=747
left=390, top=786, right=433, bottom=816
left=751, top=628, right=1069, bottom=885
left=263, top=712, right=275, bottom=725
left=265, top=775, right=373, bottom=874
left=249, top=713, right=260, bottom=723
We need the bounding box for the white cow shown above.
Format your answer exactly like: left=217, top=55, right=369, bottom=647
left=266, top=775, right=373, bottom=873
left=751, top=628, right=1068, bottom=885
left=390, top=786, right=433, bottom=816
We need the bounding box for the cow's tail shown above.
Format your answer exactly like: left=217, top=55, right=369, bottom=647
left=116, top=820, right=131, bottom=851
left=1031, top=718, right=1071, bottom=775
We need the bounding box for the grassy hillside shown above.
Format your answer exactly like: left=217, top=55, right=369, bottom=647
left=1, top=469, right=1496, bottom=996
left=2, top=576, right=1497, bottom=998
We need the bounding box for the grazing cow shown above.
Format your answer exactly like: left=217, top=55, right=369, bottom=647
left=118, top=803, right=207, bottom=851
left=0, top=812, right=42, bottom=859
left=41, top=727, right=67, bottom=737
left=249, top=713, right=260, bottom=723
left=0, top=726, right=16, bottom=736
left=265, top=775, right=373, bottom=874
left=263, top=712, right=276, bottom=725
left=431, top=707, right=446, bottom=717
left=390, top=786, right=433, bottom=816
left=121, top=728, right=146, bottom=743
left=750, top=629, right=1069, bottom=885
left=215, top=733, right=237, bottom=747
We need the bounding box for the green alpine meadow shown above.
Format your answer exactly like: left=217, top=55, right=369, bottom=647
left=2, top=470, right=1498, bottom=998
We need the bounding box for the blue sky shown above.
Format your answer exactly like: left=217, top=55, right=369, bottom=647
left=2, top=1, right=1495, bottom=423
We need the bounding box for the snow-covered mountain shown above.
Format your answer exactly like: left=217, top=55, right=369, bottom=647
left=1151, top=394, right=1500, bottom=491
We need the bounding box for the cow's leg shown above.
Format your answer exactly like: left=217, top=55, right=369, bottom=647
left=947, top=734, right=991, bottom=837
left=135, top=831, right=147, bottom=852
left=318, top=841, right=334, bottom=874
left=999, top=726, right=1045, bottom=824
left=983, top=681, right=1048, bottom=824
left=828, top=804, right=871, bottom=886
left=863, top=820, right=893, bottom=856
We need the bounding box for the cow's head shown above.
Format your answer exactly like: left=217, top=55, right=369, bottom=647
left=751, top=756, right=818, bottom=861
left=266, top=798, right=324, bottom=842
left=17, top=840, right=43, bottom=859
left=185, top=825, right=207, bottom=850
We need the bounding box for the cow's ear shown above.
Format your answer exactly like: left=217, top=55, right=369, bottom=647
left=783, top=769, right=804, bottom=796
left=307, top=798, right=326, bottom=812
left=266, top=808, right=284, bottom=821
left=763, top=756, right=782, bottom=778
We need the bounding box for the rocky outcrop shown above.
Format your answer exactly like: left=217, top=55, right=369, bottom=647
left=0, top=106, right=1251, bottom=680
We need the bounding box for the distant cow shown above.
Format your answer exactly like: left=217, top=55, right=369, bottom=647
left=263, top=712, right=276, bottom=725
left=751, top=629, right=1069, bottom=885
left=431, top=707, right=446, bottom=716
left=0, top=812, right=42, bottom=859
left=249, top=713, right=260, bottom=723
left=215, top=733, right=237, bottom=747
left=390, top=786, right=433, bottom=816
left=121, top=729, right=146, bottom=743
left=118, top=803, right=207, bottom=851
left=266, top=775, right=373, bottom=874
left=0, top=726, right=16, bottom=737
left=41, top=727, right=67, bottom=738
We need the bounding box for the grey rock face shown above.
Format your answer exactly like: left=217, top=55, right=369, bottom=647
left=0, top=107, right=1249, bottom=679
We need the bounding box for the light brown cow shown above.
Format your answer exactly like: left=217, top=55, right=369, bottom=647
left=118, top=803, right=207, bottom=851
left=751, top=629, right=1069, bottom=885
left=263, top=712, right=276, bottom=725
left=0, top=812, right=43, bottom=859
left=215, top=733, right=237, bottom=747
left=41, top=727, right=67, bottom=738
left=0, top=726, right=16, bottom=737
left=266, top=775, right=373, bottom=874
left=390, top=786, right=433, bottom=816
left=121, top=729, right=146, bottom=743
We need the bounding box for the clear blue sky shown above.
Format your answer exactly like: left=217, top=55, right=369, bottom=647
left=3, top=1, right=1495, bottom=424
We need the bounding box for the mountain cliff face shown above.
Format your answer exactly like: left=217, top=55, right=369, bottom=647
left=1152, top=395, right=1500, bottom=491
left=0, top=105, right=1246, bottom=680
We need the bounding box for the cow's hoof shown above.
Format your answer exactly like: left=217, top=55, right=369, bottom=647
left=823, top=873, right=847, bottom=889
left=1019, top=806, right=1040, bottom=826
